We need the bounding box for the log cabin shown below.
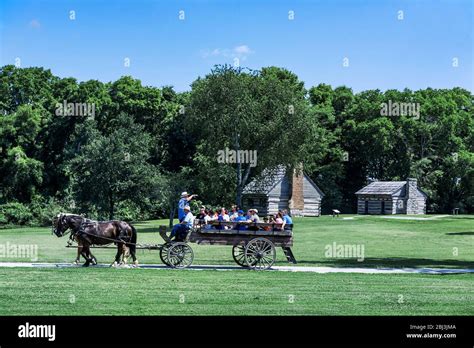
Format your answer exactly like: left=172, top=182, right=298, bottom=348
left=355, top=178, right=427, bottom=215
left=242, top=166, right=324, bottom=217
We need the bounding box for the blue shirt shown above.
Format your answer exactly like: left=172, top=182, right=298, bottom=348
left=283, top=215, right=293, bottom=224
left=235, top=215, right=247, bottom=230
left=178, top=198, right=187, bottom=221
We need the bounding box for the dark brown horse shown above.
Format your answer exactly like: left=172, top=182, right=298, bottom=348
left=52, top=213, right=138, bottom=267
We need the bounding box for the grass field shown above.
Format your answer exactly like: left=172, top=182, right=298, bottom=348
left=0, top=215, right=473, bottom=315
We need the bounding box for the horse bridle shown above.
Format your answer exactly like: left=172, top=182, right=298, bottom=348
left=52, top=214, right=76, bottom=237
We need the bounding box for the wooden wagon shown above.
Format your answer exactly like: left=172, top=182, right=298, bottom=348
left=158, top=220, right=297, bottom=270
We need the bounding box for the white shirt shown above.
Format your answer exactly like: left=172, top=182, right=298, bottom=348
left=183, top=212, right=194, bottom=228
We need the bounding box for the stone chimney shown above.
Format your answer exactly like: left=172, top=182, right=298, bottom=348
left=405, top=178, right=418, bottom=214
left=406, top=178, right=417, bottom=198
left=289, top=165, right=304, bottom=216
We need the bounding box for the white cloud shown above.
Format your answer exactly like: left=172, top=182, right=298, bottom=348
left=200, top=45, right=254, bottom=61
left=234, top=45, right=251, bottom=55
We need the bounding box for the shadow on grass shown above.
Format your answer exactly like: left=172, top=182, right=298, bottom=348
left=446, top=231, right=474, bottom=236
left=296, top=257, right=474, bottom=269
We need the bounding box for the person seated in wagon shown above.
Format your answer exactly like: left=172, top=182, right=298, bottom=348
left=247, top=209, right=260, bottom=223
left=229, top=205, right=239, bottom=221
left=273, top=212, right=284, bottom=231
left=280, top=209, right=293, bottom=230
left=196, top=206, right=207, bottom=225
left=233, top=210, right=248, bottom=230
left=217, top=207, right=230, bottom=229
left=247, top=208, right=260, bottom=230
left=170, top=205, right=194, bottom=241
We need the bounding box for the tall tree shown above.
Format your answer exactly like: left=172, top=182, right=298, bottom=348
left=67, top=114, right=161, bottom=219
left=187, top=65, right=312, bottom=206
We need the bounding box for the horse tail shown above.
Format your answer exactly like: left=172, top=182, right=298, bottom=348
left=129, top=224, right=137, bottom=255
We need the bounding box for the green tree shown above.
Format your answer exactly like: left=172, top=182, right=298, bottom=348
left=68, top=114, right=161, bottom=219
left=188, top=65, right=312, bottom=206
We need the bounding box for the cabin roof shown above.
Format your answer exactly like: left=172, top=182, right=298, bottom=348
left=242, top=167, right=287, bottom=195
left=304, top=173, right=326, bottom=197
left=242, top=166, right=324, bottom=197
left=355, top=181, right=407, bottom=195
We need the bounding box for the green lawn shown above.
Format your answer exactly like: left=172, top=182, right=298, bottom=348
left=0, top=215, right=472, bottom=268
left=0, top=269, right=472, bottom=315
left=0, top=215, right=473, bottom=315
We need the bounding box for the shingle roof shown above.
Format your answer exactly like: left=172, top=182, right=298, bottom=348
left=355, top=181, right=406, bottom=195
left=242, top=166, right=287, bottom=194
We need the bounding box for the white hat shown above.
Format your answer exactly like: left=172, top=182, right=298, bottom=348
left=184, top=205, right=191, bottom=211
left=181, top=191, right=188, bottom=197
left=254, top=209, right=258, bottom=214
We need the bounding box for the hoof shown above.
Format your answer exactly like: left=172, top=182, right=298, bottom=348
left=82, top=263, right=90, bottom=267
left=110, top=261, right=118, bottom=268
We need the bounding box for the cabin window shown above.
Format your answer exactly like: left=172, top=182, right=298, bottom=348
left=246, top=198, right=254, bottom=207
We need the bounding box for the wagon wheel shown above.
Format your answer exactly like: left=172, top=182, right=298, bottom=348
left=232, top=245, right=247, bottom=267
left=244, top=237, right=276, bottom=270
left=167, top=242, right=194, bottom=269
left=159, top=243, right=172, bottom=266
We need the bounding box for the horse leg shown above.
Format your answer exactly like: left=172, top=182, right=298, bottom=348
left=122, top=245, right=131, bottom=265
left=81, top=244, right=93, bottom=267
left=85, top=246, right=97, bottom=266
left=85, top=242, right=97, bottom=265
left=130, top=246, right=138, bottom=266
left=90, top=251, right=98, bottom=265
left=75, top=240, right=83, bottom=265
left=111, top=245, right=122, bottom=267
left=75, top=246, right=82, bottom=264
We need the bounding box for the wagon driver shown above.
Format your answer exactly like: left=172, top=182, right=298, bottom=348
left=171, top=205, right=195, bottom=241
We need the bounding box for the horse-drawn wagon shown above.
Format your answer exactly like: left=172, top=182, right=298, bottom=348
left=55, top=213, right=296, bottom=270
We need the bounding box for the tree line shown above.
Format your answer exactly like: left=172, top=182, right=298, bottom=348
left=0, top=64, right=472, bottom=225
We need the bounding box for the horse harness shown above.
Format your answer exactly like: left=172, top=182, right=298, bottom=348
left=69, top=219, right=135, bottom=246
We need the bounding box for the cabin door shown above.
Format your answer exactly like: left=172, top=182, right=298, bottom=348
left=364, top=201, right=369, bottom=214
left=381, top=201, right=385, bottom=214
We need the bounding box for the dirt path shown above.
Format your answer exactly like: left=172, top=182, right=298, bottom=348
left=0, top=262, right=472, bottom=274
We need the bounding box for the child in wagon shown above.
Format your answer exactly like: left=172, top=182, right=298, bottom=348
left=234, top=210, right=248, bottom=230
left=273, top=212, right=284, bottom=231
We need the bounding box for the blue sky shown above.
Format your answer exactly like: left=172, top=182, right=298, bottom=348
left=0, top=0, right=472, bottom=92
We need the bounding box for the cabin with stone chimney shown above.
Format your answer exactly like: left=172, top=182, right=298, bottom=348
left=242, top=166, right=324, bottom=217
left=355, top=178, right=427, bottom=215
